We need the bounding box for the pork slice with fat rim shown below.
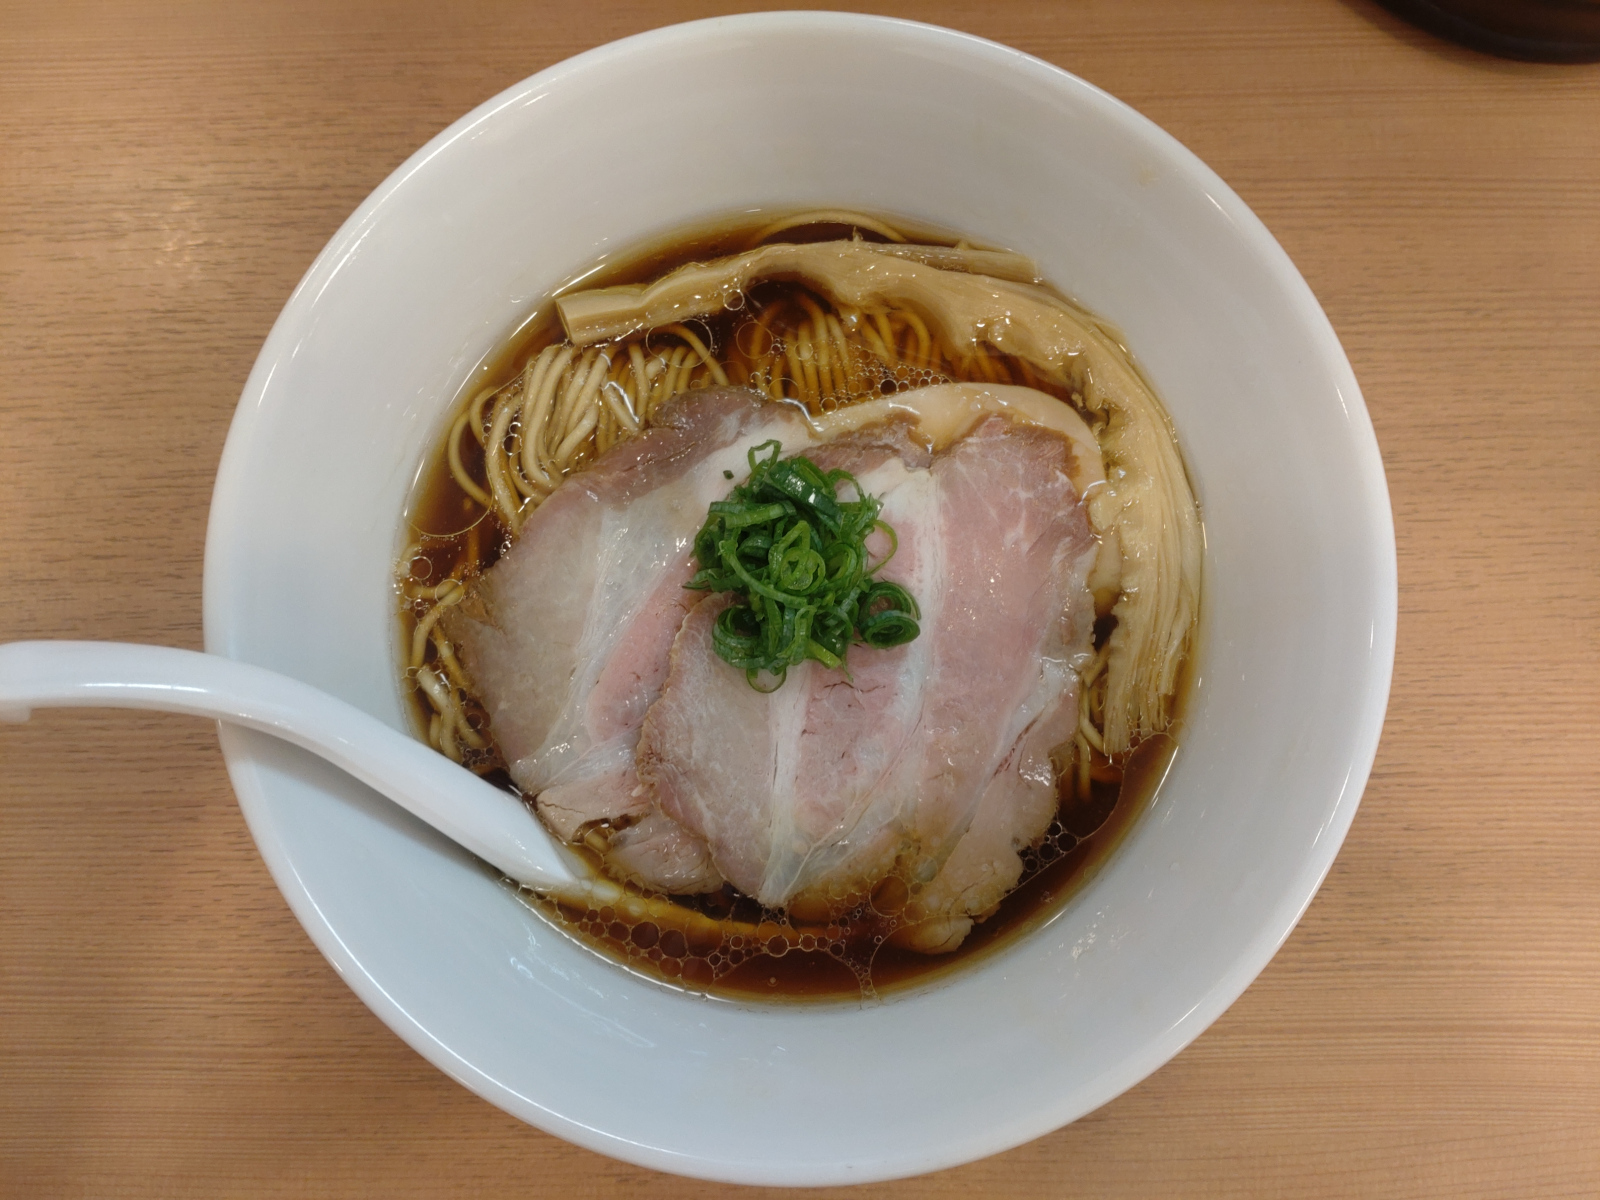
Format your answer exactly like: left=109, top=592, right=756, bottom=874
left=890, top=420, right=1097, bottom=950
left=444, top=386, right=814, bottom=890
left=888, top=417, right=1097, bottom=904
left=637, top=421, right=938, bottom=909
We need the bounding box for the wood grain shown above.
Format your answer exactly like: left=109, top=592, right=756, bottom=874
left=2, top=1, right=1597, bottom=1195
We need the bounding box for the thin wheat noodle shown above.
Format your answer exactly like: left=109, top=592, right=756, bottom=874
left=662, top=346, right=689, bottom=404
left=554, top=401, right=600, bottom=464
left=601, top=373, right=637, bottom=439
left=858, top=314, right=894, bottom=366
left=732, top=319, right=763, bottom=363
left=900, top=310, right=933, bottom=370
left=413, top=649, right=481, bottom=761
left=763, top=351, right=785, bottom=400
left=409, top=581, right=463, bottom=669
left=873, top=311, right=898, bottom=366
left=508, top=454, right=542, bottom=499
left=430, top=629, right=472, bottom=691
left=639, top=351, right=663, bottom=418
left=815, top=315, right=839, bottom=396
left=794, top=320, right=821, bottom=404
left=752, top=298, right=789, bottom=361
left=549, top=349, right=595, bottom=450
left=438, top=700, right=459, bottom=760
left=832, top=315, right=857, bottom=400
left=503, top=402, right=546, bottom=498
left=412, top=659, right=450, bottom=714
left=537, top=345, right=575, bottom=453
left=553, top=352, right=598, bottom=451
left=577, top=345, right=609, bottom=402
left=825, top=312, right=860, bottom=396
left=465, top=384, right=497, bottom=446
left=658, top=323, right=729, bottom=386
left=405, top=578, right=468, bottom=601
left=795, top=294, right=831, bottom=386
left=834, top=316, right=858, bottom=394
left=653, top=346, right=687, bottom=415
left=446, top=412, right=494, bottom=509
left=592, top=364, right=616, bottom=451
left=427, top=664, right=476, bottom=750
left=516, top=346, right=561, bottom=489
left=783, top=336, right=812, bottom=409
left=553, top=352, right=605, bottom=460
left=483, top=389, right=522, bottom=530
left=628, top=342, right=649, bottom=406
left=675, top=345, right=700, bottom=399
left=811, top=315, right=838, bottom=399
left=429, top=638, right=487, bottom=752
left=804, top=321, right=827, bottom=403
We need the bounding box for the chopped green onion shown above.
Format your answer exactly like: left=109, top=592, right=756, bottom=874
left=686, top=441, right=922, bottom=688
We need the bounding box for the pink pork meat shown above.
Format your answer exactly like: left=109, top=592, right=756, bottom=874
left=445, top=387, right=812, bottom=892
left=637, top=414, right=1098, bottom=946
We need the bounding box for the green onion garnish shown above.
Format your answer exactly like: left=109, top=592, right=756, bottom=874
left=686, top=440, right=922, bottom=690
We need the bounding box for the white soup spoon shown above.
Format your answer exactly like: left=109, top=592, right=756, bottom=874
left=0, top=640, right=581, bottom=891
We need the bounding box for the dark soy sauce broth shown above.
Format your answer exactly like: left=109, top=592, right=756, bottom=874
left=400, top=210, right=1191, bottom=1002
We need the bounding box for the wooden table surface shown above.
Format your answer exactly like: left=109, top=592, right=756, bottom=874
left=3, top=1, right=1597, bottom=1195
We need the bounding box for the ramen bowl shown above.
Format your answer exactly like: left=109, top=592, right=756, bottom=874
left=204, top=13, right=1394, bottom=1185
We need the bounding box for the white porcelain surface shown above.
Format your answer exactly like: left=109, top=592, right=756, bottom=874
left=203, top=13, right=1395, bottom=1186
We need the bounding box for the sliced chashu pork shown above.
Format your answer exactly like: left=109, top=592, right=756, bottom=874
left=637, top=414, right=1100, bottom=941
left=444, top=386, right=813, bottom=892
left=635, top=419, right=939, bottom=913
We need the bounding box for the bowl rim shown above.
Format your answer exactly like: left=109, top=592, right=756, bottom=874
left=203, top=11, right=1397, bottom=1184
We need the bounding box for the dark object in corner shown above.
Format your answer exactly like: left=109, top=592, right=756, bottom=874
left=1378, top=0, right=1600, bottom=61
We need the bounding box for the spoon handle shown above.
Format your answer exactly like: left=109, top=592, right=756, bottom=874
left=0, top=640, right=578, bottom=889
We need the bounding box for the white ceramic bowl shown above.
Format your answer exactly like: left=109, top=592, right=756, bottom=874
left=204, top=13, right=1395, bottom=1186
